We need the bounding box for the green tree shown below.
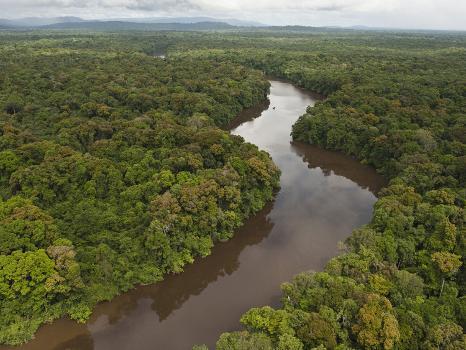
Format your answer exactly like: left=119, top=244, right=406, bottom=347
left=352, top=294, right=400, bottom=350
left=431, top=252, right=462, bottom=296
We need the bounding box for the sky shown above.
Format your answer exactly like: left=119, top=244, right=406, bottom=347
left=0, top=0, right=465, bottom=30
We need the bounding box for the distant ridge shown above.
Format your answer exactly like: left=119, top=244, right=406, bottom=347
left=0, top=16, right=84, bottom=27
left=0, top=16, right=462, bottom=33
left=0, top=16, right=262, bottom=29
left=42, top=21, right=235, bottom=31
left=111, top=16, right=264, bottom=27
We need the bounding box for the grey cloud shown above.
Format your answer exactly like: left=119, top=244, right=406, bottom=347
left=2, top=0, right=203, bottom=12
left=124, top=0, right=201, bottom=12
left=0, top=0, right=465, bottom=30
left=314, top=5, right=347, bottom=12
left=3, top=0, right=94, bottom=8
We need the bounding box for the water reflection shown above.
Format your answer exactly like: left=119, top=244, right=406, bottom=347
left=291, top=141, right=385, bottom=195
left=149, top=203, right=275, bottom=320
left=52, top=335, right=93, bottom=350
left=225, top=99, right=270, bottom=130
left=6, top=81, right=384, bottom=350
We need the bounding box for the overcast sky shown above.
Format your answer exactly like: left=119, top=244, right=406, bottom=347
left=1, top=0, right=465, bottom=30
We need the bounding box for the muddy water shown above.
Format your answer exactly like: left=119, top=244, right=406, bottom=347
left=7, top=81, right=385, bottom=350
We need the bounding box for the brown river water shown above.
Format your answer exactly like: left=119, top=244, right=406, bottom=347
left=5, top=80, right=385, bottom=350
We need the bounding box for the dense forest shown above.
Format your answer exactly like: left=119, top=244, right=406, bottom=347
left=0, top=29, right=465, bottom=349
left=172, top=32, right=465, bottom=349
left=0, top=33, right=279, bottom=345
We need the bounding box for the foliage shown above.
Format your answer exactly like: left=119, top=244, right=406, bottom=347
left=0, top=29, right=464, bottom=349
left=168, top=30, right=465, bottom=350
left=0, top=33, right=279, bottom=345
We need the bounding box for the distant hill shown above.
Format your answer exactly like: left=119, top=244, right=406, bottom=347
left=0, top=16, right=457, bottom=33
left=0, top=16, right=84, bottom=27
left=112, top=16, right=264, bottom=27
left=42, top=21, right=235, bottom=31
left=0, top=16, right=262, bottom=29
left=0, top=19, right=19, bottom=27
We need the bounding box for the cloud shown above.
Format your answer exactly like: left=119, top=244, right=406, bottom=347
left=314, top=5, right=347, bottom=12
left=124, top=0, right=202, bottom=12
left=0, top=0, right=393, bottom=13
left=6, top=0, right=90, bottom=6
left=0, top=0, right=465, bottom=30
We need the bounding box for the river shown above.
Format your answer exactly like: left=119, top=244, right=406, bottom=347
left=6, top=80, right=385, bottom=350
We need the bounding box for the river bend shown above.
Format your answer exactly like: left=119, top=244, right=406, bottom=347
left=6, top=80, right=385, bottom=350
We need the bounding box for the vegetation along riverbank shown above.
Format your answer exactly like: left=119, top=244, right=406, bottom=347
left=0, top=29, right=465, bottom=349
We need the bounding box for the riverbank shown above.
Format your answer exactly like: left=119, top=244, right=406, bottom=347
left=5, top=80, right=384, bottom=350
